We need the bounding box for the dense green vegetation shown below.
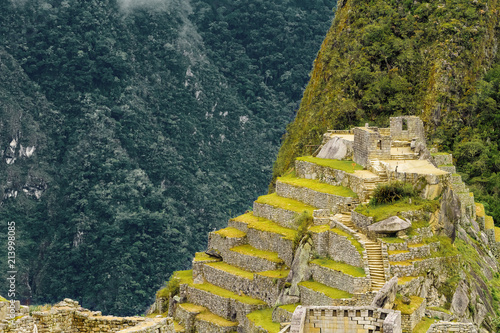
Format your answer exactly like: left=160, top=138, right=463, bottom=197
left=0, top=0, right=336, bottom=315
left=273, top=0, right=500, bottom=224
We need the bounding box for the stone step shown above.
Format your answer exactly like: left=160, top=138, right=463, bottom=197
left=253, top=193, right=317, bottom=230
left=224, top=245, right=286, bottom=272
left=276, top=176, right=357, bottom=211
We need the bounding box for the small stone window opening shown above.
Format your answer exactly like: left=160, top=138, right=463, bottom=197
left=332, top=310, right=337, bottom=317
left=402, top=119, right=408, bottom=131
left=321, top=309, right=325, bottom=316
left=344, top=310, right=349, bottom=317
left=368, top=330, right=374, bottom=333
left=376, top=326, right=381, bottom=331
left=368, top=310, right=373, bottom=317
left=356, top=310, right=361, bottom=317
left=380, top=313, right=387, bottom=320
left=377, top=140, right=382, bottom=150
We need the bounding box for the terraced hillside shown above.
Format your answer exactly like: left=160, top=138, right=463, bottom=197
left=150, top=124, right=500, bottom=333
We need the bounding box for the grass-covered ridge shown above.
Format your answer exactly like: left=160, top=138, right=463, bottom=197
left=295, top=156, right=363, bottom=173
left=193, top=252, right=220, bottom=263
left=214, top=227, right=246, bottom=238
left=311, top=258, right=366, bottom=277
left=278, top=173, right=357, bottom=197
left=231, top=213, right=297, bottom=240
left=255, top=193, right=317, bottom=215
left=298, top=281, right=353, bottom=299
left=230, top=245, right=284, bottom=264
left=206, top=262, right=254, bottom=280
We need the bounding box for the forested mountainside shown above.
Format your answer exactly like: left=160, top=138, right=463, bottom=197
left=0, top=0, right=336, bottom=315
left=274, top=0, right=500, bottom=225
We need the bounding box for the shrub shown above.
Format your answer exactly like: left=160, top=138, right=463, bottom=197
left=370, top=181, right=417, bottom=205
left=293, top=211, right=313, bottom=249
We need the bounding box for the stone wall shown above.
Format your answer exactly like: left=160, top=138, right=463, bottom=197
left=1, top=299, right=174, bottom=333
left=207, top=231, right=246, bottom=254
left=246, top=227, right=294, bottom=267
left=253, top=202, right=298, bottom=229
left=276, top=180, right=356, bottom=214
left=298, top=285, right=375, bottom=307
left=399, top=297, right=426, bottom=332
left=290, top=306, right=402, bottom=333
left=222, top=248, right=282, bottom=272
left=295, top=160, right=378, bottom=202
left=351, top=211, right=373, bottom=230
left=390, top=256, right=460, bottom=277
left=426, top=321, right=478, bottom=333
left=353, top=127, right=391, bottom=168
left=390, top=116, right=425, bottom=142
left=310, top=228, right=363, bottom=268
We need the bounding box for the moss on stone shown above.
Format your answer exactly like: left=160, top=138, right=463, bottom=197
left=495, top=227, right=500, bottom=242
left=296, top=156, right=363, bottom=173
left=475, top=203, right=486, bottom=218
left=388, top=250, right=409, bottom=255
left=230, top=245, right=284, bottom=264
left=311, top=258, right=366, bottom=277
left=214, top=227, right=246, bottom=238
left=257, top=269, right=289, bottom=279
left=298, top=281, right=353, bottom=299
left=247, top=308, right=281, bottom=333
left=394, top=295, right=424, bottom=315
left=232, top=212, right=297, bottom=240
left=206, top=262, right=254, bottom=280
left=412, top=317, right=436, bottom=333
left=255, top=193, right=317, bottom=215
left=278, top=173, right=357, bottom=197
left=196, top=311, right=239, bottom=327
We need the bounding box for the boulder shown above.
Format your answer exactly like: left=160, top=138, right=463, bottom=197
left=371, top=277, right=398, bottom=309
left=368, top=216, right=411, bottom=233
left=451, top=281, right=469, bottom=317
left=316, top=136, right=353, bottom=160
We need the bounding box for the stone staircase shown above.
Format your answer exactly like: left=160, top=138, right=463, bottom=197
left=364, top=240, right=386, bottom=291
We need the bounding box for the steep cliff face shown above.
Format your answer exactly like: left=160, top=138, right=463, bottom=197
left=273, top=0, right=500, bottom=182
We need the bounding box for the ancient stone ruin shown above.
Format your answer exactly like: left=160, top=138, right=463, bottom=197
left=148, top=116, right=499, bottom=333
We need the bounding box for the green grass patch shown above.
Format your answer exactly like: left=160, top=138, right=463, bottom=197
left=0, top=296, right=7, bottom=302
left=394, top=295, right=424, bottom=315
left=427, top=306, right=452, bottom=315
left=411, top=220, right=429, bottom=229
left=431, top=152, right=449, bottom=156
left=214, top=227, right=246, bottom=238
left=257, top=269, right=290, bottom=279
left=197, top=311, right=238, bottom=327
left=381, top=237, right=405, bottom=243
left=298, top=281, right=353, bottom=299
left=330, top=228, right=364, bottom=255
left=495, top=227, right=500, bottom=242
left=311, top=258, right=365, bottom=277
left=230, top=245, right=283, bottom=263
left=397, top=276, right=418, bottom=285
left=278, top=173, right=357, bottom=197
left=438, top=164, right=454, bottom=167
left=256, top=193, right=317, bottom=215
left=193, top=252, right=220, bottom=263
left=231, top=213, right=297, bottom=240
left=408, top=243, right=425, bottom=248
left=485, top=215, right=494, bottom=230
left=206, top=262, right=254, bottom=280
left=308, top=224, right=330, bottom=233
left=247, top=308, right=281, bottom=333
left=354, top=198, right=439, bottom=222
left=178, top=303, right=206, bottom=313
left=279, top=303, right=300, bottom=313
left=412, top=317, right=437, bottom=333
left=296, top=156, right=363, bottom=173
left=430, top=236, right=459, bottom=258
left=157, top=270, right=191, bottom=298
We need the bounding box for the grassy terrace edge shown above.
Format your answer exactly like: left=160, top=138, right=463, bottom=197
left=255, top=193, right=317, bottom=215
left=278, top=173, right=357, bottom=197
left=311, top=258, right=366, bottom=277
left=231, top=212, right=297, bottom=240
left=296, top=156, right=363, bottom=173
left=298, top=281, right=353, bottom=299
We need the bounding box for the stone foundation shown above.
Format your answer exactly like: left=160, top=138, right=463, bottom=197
left=426, top=321, right=478, bottom=332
